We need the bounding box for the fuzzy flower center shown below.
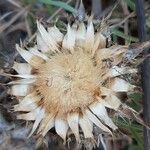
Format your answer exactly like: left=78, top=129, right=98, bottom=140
left=35, top=50, right=100, bottom=114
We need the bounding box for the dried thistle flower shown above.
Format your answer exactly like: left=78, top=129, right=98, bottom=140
left=8, top=19, right=139, bottom=144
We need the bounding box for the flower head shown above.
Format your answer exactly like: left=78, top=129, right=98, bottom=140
left=9, top=19, right=138, bottom=143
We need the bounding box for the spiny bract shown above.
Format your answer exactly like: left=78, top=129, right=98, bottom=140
left=9, top=19, right=137, bottom=143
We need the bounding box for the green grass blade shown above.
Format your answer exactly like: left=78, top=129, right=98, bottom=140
left=39, top=0, right=77, bottom=14
left=146, top=16, right=150, bottom=28
left=124, top=0, right=135, bottom=11
left=111, top=28, right=139, bottom=42
left=115, top=117, right=144, bottom=150
left=129, top=127, right=144, bottom=150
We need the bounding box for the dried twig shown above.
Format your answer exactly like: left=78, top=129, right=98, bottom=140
left=25, top=12, right=32, bottom=38
left=120, top=0, right=129, bottom=44
left=0, top=7, right=28, bottom=33
left=6, top=0, right=21, bottom=8
left=47, top=0, right=73, bottom=23
left=110, top=12, right=135, bottom=29
left=0, top=11, right=14, bottom=22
